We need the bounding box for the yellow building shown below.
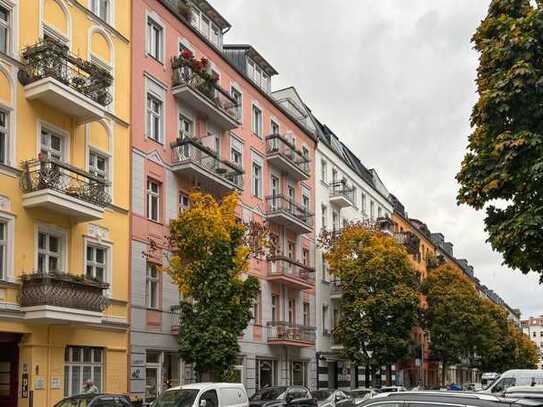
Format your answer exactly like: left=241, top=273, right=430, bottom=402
left=0, top=1, right=130, bottom=405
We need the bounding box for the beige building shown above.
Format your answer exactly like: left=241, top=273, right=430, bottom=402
left=521, top=316, right=543, bottom=369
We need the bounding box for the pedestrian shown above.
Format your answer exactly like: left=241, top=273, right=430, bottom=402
left=83, top=379, right=99, bottom=394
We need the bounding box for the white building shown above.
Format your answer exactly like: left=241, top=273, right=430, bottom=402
left=273, top=87, right=394, bottom=389
left=521, top=316, right=543, bottom=369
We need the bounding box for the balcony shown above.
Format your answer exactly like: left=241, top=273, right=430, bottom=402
left=267, top=321, right=316, bottom=347
left=18, top=37, right=113, bottom=123
left=267, top=255, right=314, bottom=290
left=265, top=195, right=313, bottom=235
left=20, top=155, right=111, bottom=222
left=19, top=273, right=110, bottom=324
left=171, top=55, right=239, bottom=130
left=265, top=134, right=310, bottom=181
left=329, top=182, right=355, bottom=208
left=171, top=136, right=243, bottom=194
left=394, top=231, right=421, bottom=256
left=330, top=280, right=343, bottom=299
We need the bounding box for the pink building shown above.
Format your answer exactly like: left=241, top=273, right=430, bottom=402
left=130, top=0, right=317, bottom=401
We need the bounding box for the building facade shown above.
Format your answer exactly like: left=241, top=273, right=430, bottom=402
left=521, top=316, right=543, bottom=369
left=0, top=0, right=131, bottom=406
left=129, top=0, right=317, bottom=402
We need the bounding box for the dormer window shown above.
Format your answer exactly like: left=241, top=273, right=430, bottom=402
left=247, top=58, right=271, bottom=93
left=190, top=5, right=222, bottom=47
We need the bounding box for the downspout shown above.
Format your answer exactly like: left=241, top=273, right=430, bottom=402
left=46, top=326, right=52, bottom=407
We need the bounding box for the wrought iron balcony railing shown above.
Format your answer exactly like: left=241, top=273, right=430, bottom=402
left=267, top=255, right=315, bottom=287
left=330, top=182, right=355, bottom=205
left=265, top=134, right=310, bottom=176
left=394, top=231, right=421, bottom=256
left=267, top=321, right=316, bottom=345
left=265, top=195, right=313, bottom=228
left=19, top=272, right=110, bottom=313
left=171, top=136, right=244, bottom=188
left=20, top=155, right=111, bottom=208
left=18, top=37, right=113, bottom=106
left=171, top=55, right=239, bottom=122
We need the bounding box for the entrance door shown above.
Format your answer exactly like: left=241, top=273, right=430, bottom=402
left=0, top=333, right=21, bottom=407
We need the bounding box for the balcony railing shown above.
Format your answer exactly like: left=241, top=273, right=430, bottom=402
left=18, top=37, right=113, bottom=107
left=394, top=231, right=421, bottom=256
left=171, top=136, right=244, bottom=190
left=267, top=321, right=316, bottom=346
left=20, top=155, right=111, bottom=208
left=171, top=55, right=239, bottom=124
left=330, top=182, right=355, bottom=208
left=19, top=272, right=110, bottom=313
left=265, top=134, right=310, bottom=179
left=265, top=195, right=313, bottom=233
left=267, top=255, right=315, bottom=289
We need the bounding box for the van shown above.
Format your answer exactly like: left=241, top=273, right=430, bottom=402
left=151, top=383, right=249, bottom=407
left=482, top=370, right=543, bottom=394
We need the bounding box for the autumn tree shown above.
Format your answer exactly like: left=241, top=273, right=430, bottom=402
left=457, top=0, right=543, bottom=280
left=421, top=264, right=483, bottom=385
left=321, top=223, right=420, bottom=385
left=164, top=192, right=264, bottom=380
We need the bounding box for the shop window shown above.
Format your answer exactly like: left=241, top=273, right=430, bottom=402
left=64, top=346, right=103, bottom=397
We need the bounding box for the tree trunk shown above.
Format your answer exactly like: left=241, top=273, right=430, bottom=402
left=441, top=361, right=447, bottom=387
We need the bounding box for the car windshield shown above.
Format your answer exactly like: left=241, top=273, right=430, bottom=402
left=152, top=389, right=199, bottom=407
left=311, top=391, right=333, bottom=401
left=250, top=387, right=287, bottom=401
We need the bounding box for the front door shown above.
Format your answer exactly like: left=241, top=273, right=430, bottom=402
left=0, top=333, right=21, bottom=407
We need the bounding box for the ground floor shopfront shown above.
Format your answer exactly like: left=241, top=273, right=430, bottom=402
left=0, top=320, right=128, bottom=407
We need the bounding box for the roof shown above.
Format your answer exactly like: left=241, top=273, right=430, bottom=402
left=223, top=44, right=279, bottom=76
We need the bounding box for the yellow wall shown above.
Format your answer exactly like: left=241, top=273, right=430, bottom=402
left=0, top=1, right=132, bottom=406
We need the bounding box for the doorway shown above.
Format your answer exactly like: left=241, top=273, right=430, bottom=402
left=0, top=333, right=21, bottom=407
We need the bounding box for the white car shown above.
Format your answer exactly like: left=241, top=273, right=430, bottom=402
left=151, top=383, right=249, bottom=407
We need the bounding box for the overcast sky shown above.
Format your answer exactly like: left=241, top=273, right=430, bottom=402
left=212, top=0, right=543, bottom=318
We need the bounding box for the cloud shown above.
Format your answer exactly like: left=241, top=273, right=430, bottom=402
left=212, top=0, right=543, bottom=317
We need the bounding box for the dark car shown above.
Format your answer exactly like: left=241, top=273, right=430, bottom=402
left=53, top=393, right=134, bottom=407
left=250, top=386, right=317, bottom=407
left=311, top=390, right=352, bottom=407
left=356, top=391, right=543, bottom=407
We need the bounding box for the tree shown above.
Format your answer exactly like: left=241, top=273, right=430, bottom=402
left=320, top=223, right=420, bottom=384
left=163, top=192, right=264, bottom=380
left=421, top=264, right=483, bottom=385
left=456, top=0, right=543, bottom=280
left=510, top=328, right=540, bottom=369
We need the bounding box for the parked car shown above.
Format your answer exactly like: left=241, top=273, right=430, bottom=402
left=311, top=390, right=351, bottom=407
left=54, top=394, right=134, bottom=407
left=151, top=383, right=248, bottom=407
left=464, top=383, right=484, bottom=392
left=375, top=386, right=406, bottom=393
left=504, top=385, right=543, bottom=401
left=249, top=386, right=317, bottom=407
left=483, top=370, right=543, bottom=394
left=348, top=388, right=377, bottom=404
left=356, top=391, right=543, bottom=407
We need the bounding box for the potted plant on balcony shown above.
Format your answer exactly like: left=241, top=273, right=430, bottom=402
left=177, top=0, right=192, bottom=21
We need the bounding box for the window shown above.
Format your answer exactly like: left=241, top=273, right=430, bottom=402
left=378, top=207, right=383, bottom=219
left=41, top=128, right=65, bottom=161
left=146, top=93, right=163, bottom=142
left=271, top=295, right=279, bottom=322
left=271, top=120, right=279, bottom=135
left=231, top=87, right=242, bottom=121
left=288, top=299, right=296, bottom=324
left=252, top=161, right=262, bottom=198
left=370, top=201, right=375, bottom=220
left=37, top=230, right=63, bottom=274
left=332, top=168, right=338, bottom=185
left=290, top=362, right=308, bottom=386
left=361, top=192, right=367, bottom=215
left=0, top=221, right=5, bottom=280
left=91, top=0, right=110, bottom=23
left=200, top=390, right=219, bottom=407
left=332, top=210, right=339, bottom=231
left=146, top=262, right=159, bottom=309
left=64, top=347, right=103, bottom=397
left=256, top=359, right=276, bottom=390
left=322, top=253, right=329, bottom=282
left=86, top=244, right=107, bottom=282
left=303, top=302, right=310, bottom=326
left=322, top=305, right=329, bottom=333
left=253, top=292, right=261, bottom=325
left=251, top=105, right=262, bottom=137
left=288, top=241, right=296, bottom=262
left=0, top=5, right=9, bottom=54
left=321, top=160, right=327, bottom=183
left=146, top=17, right=163, bottom=61
left=179, top=114, right=193, bottom=138
left=178, top=192, right=190, bottom=214
left=210, top=24, right=219, bottom=46
left=303, top=248, right=309, bottom=267
left=302, top=192, right=310, bottom=215
left=0, top=110, right=7, bottom=164
left=147, top=179, right=160, bottom=222
left=321, top=205, right=327, bottom=230
left=89, top=150, right=109, bottom=181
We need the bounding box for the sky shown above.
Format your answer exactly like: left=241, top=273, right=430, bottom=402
left=211, top=0, right=543, bottom=318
